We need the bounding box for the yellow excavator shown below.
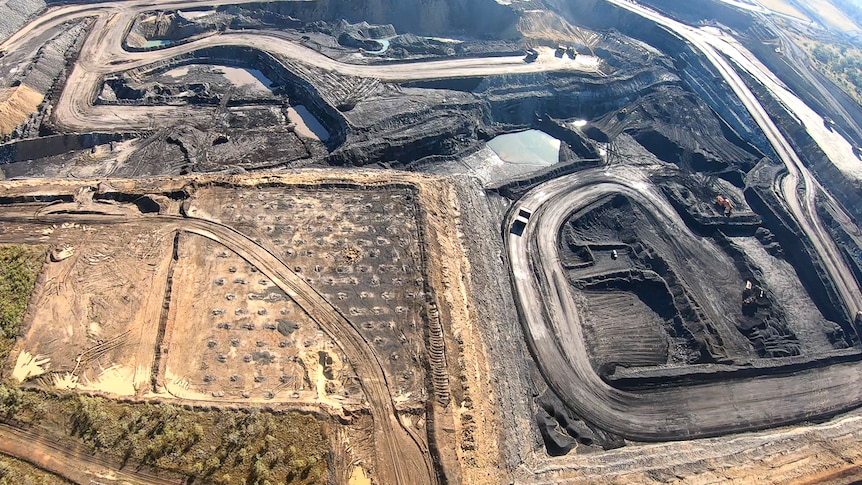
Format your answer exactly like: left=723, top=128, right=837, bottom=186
left=715, top=195, right=734, bottom=216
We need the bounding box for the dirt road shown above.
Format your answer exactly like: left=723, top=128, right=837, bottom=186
left=176, top=217, right=435, bottom=485
left=606, top=0, right=862, bottom=329
left=506, top=2, right=862, bottom=432
left=0, top=422, right=183, bottom=485
left=506, top=166, right=862, bottom=441
left=0, top=0, right=599, bottom=132
left=0, top=208, right=435, bottom=485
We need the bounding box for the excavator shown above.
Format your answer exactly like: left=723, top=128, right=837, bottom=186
left=715, top=195, right=734, bottom=216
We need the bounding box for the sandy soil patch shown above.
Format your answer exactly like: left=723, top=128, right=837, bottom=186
left=0, top=85, right=43, bottom=136
left=163, top=66, right=190, bottom=78
left=10, top=223, right=174, bottom=397
left=348, top=465, right=372, bottom=485
left=219, top=66, right=273, bottom=93
left=287, top=105, right=331, bottom=141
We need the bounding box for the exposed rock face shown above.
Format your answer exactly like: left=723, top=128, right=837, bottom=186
left=331, top=19, right=396, bottom=42
left=125, top=10, right=232, bottom=48
left=2, top=20, right=90, bottom=140
left=234, top=0, right=522, bottom=38
left=593, top=84, right=764, bottom=181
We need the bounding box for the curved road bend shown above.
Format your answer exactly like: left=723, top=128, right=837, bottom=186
left=507, top=167, right=862, bottom=441
left=0, top=422, right=182, bottom=485
left=0, top=0, right=598, bottom=132
left=176, top=217, right=435, bottom=485
left=605, top=0, right=862, bottom=321
left=0, top=210, right=434, bottom=485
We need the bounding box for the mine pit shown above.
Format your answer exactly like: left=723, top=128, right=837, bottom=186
left=559, top=192, right=850, bottom=375
left=2, top=0, right=862, bottom=482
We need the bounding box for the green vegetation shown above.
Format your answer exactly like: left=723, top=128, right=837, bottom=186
left=0, top=386, right=329, bottom=484
left=0, top=453, right=72, bottom=485
left=831, top=0, right=862, bottom=27
left=0, top=245, right=46, bottom=370
left=805, top=41, right=862, bottom=105
left=0, top=247, right=328, bottom=484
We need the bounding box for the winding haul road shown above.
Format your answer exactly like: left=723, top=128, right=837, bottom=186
left=176, top=216, right=435, bottom=485
left=0, top=206, right=435, bottom=485
left=2, top=0, right=861, bottom=466
left=0, top=1, right=595, bottom=482
left=507, top=167, right=862, bottom=441
left=0, top=0, right=598, bottom=132
left=606, top=0, right=862, bottom=322
left=506, top=1, right=862, bottom=440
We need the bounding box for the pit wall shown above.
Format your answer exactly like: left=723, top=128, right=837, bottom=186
left=817, top=201, right=862, bottom=299
left=744, top=162, right=855, bottom=336
left=223, top=0, right=521, bottom=39
left=608, top=348, right=862, bottom=390
left=478, top=68, right=679, bottom=129
left=122, top=27, right=211, bottom=54
left=121, top=46, right=347, bottom=150
left=734, top=61, right=862, bottom=314
left=745, top=39, right=862, bottom=147
left=735, top=65, right=862, bottom=225
left=0, top=0, right=46, bottom=44
left=123, top=12, right=200, bottom=51
left=640, top=0, right=862, bottom=148
left=660, top=185, right=761, bottom=236
left=491, top=160, right=604, bottom=200
left=544, top=0, right=774, bottom=159
left=0, top=132, right=131, bottom=164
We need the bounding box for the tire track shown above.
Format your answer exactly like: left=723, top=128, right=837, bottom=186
left=507, top=167, right=862, bottom=441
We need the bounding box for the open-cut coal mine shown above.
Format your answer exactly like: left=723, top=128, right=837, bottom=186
left=1, top=0, right=862, bottom=483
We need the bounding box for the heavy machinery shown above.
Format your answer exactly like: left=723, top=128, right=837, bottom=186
left=525, top=48, right=539, bottom=62
left=715, top=195, right=734, bottom=216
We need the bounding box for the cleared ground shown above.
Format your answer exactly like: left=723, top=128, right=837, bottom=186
left=0, top=170, right=484, bottom=485
left=162, top=233, right=365, bottom=408
left=10, top=224, right=173, bottom=394
left=1, top=0, right=861, bottom=482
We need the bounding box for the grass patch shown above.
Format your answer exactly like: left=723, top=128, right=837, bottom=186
left=0, top=245, right=46, bottom=371
left=2, top=388, right=329, bottom=484
left=0, top=245, right=329, bottom=483
left=0, top=452, right=73, bottom=484
left=802, top=41, right=862, bottom=105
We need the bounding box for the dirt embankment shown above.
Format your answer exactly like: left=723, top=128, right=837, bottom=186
left=126, top=11, right=211, bottom=48
left=3, top=19, right=91, bottom=141
left=541, top=0, right=772, bottom=155
left=0, top=86, right=43, bottom=136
